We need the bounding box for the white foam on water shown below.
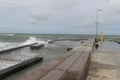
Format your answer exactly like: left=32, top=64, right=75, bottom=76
left=23, top=36, right=48, bottom=45
left=0, top=36, right=48, bottom=49
left=7, top=34, right=15, bottom=36
left=0, top=42, right=19, bottom=49
left=0, top=60, right=19, bottom=70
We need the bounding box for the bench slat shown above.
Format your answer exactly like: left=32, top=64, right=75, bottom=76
left=56, top=50, right=83, bottom=70
left=40, top=70, right=66, bottom=80
left=61, top=52, right=90, bottom=80
left=18, top=50, right=76, bottom=80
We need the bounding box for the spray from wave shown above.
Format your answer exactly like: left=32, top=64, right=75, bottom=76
left=23, top=36, right=48, bottom=45
left=0, top=36, right=48, bottom=49
left=0, top=42, right=19, bottom=49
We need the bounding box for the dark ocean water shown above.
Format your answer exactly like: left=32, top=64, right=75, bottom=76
left=0, top=33, right=120, bottom=49
left=0, top=34, right=94, bottom=42
left=0, top=34, right=84, bottom=70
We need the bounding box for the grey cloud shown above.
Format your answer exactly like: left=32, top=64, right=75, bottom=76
left=29, top=14, right=51, bottom=25
left=102, top=1, right=120, bottom=25
left=0, top=0, right=120, bottom=34
left=49, top=0, right=81, bottom=10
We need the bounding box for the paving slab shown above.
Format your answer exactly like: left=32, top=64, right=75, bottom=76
left=87, top=41, right=120, bottom=80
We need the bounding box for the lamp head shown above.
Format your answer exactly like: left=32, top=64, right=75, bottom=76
left=98, top=9, right=103, bottom=12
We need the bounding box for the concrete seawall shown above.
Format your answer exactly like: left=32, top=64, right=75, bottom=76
left=0, top=43, right=37, bottom=53
left=0, top=57, right=43, bottom=80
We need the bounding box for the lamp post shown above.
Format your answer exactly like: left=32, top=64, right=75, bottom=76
left=95, top=9, right=103, bottom=39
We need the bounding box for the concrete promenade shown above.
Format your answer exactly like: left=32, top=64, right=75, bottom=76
left=87, top=41, right=120, bottom=80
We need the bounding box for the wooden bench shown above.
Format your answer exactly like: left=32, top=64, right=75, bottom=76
left=40, top=70, right=66, bottom=80
left=56, top=50, right=84, bottom=70
left=62, top=51, right=90, bottom=80
left=18, top=47, right=91, bottom=80
left=40, top=51, right=90, bottom=80
left=18, top=50, right=77, bottom=80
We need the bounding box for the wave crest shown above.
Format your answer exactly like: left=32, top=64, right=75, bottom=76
left=23, top=36, right=48, bottom=45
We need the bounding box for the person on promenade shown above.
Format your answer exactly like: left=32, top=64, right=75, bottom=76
left=95, top=39, right=99, bottom=49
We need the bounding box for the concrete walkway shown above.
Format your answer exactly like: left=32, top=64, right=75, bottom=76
left=87, top=41, right=120, bottom=80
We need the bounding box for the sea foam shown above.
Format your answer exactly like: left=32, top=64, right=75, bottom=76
left=23, top=36, right=48, bottom=45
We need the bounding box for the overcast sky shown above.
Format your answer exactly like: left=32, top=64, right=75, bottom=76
left=0, top=0, right=120, bottom=35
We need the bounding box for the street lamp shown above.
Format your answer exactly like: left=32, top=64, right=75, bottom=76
left=95, top=9, right=103, bottom=39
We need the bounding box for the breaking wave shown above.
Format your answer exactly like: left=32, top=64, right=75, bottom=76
left=23, top=36, right=48, bottom=45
